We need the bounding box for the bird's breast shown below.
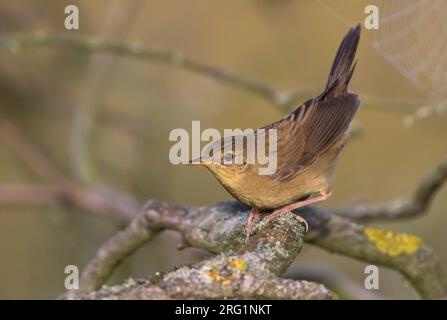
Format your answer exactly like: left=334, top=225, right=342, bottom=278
left=219, top=168, right=327, bottom=209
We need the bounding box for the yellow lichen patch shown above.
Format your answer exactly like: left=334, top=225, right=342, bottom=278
left=229, top=258, right=247, bottom=272
left=221, top=279, right=231, bottom=286
left=207, top=268, right=224, bottom=282
left=205, top=258, right=248, bottom=285
left=364, top=227, right=421, bottom=256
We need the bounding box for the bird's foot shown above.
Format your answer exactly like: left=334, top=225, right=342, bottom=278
left=263, top=208, right=309, bottom=233
left=262, top=188, right=333, bottom=234
left=244, top=207, right=262, bottom=243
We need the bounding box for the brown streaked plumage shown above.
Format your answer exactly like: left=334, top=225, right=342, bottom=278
left=188, top=24, right=362, bottom=242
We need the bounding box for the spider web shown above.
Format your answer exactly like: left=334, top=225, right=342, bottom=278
left=374, top=0, right=447, bottom=100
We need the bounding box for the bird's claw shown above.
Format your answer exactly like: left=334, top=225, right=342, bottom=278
left=292, top=214, right=309, bottom=234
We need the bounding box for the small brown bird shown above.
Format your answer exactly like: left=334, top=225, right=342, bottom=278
left=189, top=25, right=361, bottom=242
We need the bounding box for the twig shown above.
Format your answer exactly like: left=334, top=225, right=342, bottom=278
left=335, top=159, right=447, bottom=222
left=78, top=200, right=184, bottom=291
left=0, top=31, right=311, bottom=110
left=403, top=100, right=447, bottom=126
left=0, top=112, right=139, bottom=221
left=0, top=183, right=138, bottom=221
left=69, top=0, right=143, bottom=184
left=0, top=112, right=65, bottom=181
left=361, top=94, right=427, bottom=112
left=2, top=32, right=439, bottom=114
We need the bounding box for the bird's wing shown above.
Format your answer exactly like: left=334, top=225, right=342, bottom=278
left=267, top=93, right=360, bottom=182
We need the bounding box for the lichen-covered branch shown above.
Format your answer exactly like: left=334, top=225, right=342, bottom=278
left=77, top=199, right=446, bottom=299
left=71, top=201, right=336, bottom=299
left=79, top=200, right=302, bottom=291
left=335, top=158, right=447, bottom=222
left=78, top=200, right=184, bottom=291
left=1, top=120, right=444, bottom=299
left=1, top=29, right=445, bottom=300
left=72, top=270, right=335, bottom=300
left=2, top=113, right=445, bottom=299
left=299, top=206, right=447, bottom=299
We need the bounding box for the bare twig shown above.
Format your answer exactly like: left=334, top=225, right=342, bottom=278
left=403, top=100, right=447, bottom=126
left=78, top=200, right=184, bottom=291
left=361, top=94, right=427, bottom=112
left=0, top=31, right=314, bottom=110
left=69, top=0, right=143, bottom=184
left=0, top=113, right=65, bottom=181
left=2, top=32, right=440, bottom=116
left=0, top=112, right=139, bottom=221
left=0, top=183, right=138, bottom=221
left=335, top=159, right=447, bottom=222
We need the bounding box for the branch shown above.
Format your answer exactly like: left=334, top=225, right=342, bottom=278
left=1, top=113, right=445, bottom=299
left=403, top=99, right=447, bottom=126
left=77, top=199, right=446, bottom=299
left=72, top=271, right=334, bottom=300
left=78, top=200, right=301, bottom=291
left=301, top=206, right=447, bottom=299
left=69, top=0, right=143, bottom=183
left=0, top=32, right=312, bottom=110
left=335, top=159, right=447, bottom=222
left=0, top=183, right=138, bottom=221
left=2, top=29, right=445, bottom=300
left=0, top=113, right=65, bottom=181
left=69, top=201, right=335, bottom=299
left=286, top=266, right=385, bottom=299
left=2, top=32, right=438, bottom=117
left=0, top=113, right=138, bottom=221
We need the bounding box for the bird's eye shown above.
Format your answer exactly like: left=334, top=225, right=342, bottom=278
left=223, top=152, right=234, bottom=163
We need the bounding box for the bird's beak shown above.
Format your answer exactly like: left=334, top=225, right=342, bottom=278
left=187, top=157, right=203, bottom=165
left=186, top=156, right=213, bottom=166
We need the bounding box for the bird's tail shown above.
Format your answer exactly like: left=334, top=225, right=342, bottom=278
left=322, top=24, right=361, bottom=98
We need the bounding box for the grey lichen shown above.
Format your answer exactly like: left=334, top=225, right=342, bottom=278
left=68, top=204, right=336, bottom=300
left=74, top=198, right=447, bottom=300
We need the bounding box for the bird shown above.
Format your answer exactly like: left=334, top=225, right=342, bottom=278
left=188, top=24, right=361, bottom=243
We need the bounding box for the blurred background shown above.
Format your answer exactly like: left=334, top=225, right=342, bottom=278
left=0, top=0, right=446, bottom=299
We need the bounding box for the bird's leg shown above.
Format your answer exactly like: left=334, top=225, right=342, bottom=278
left=264, top=188, right=333, bottom=233
left=244, top=207, right=262, bottom=243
